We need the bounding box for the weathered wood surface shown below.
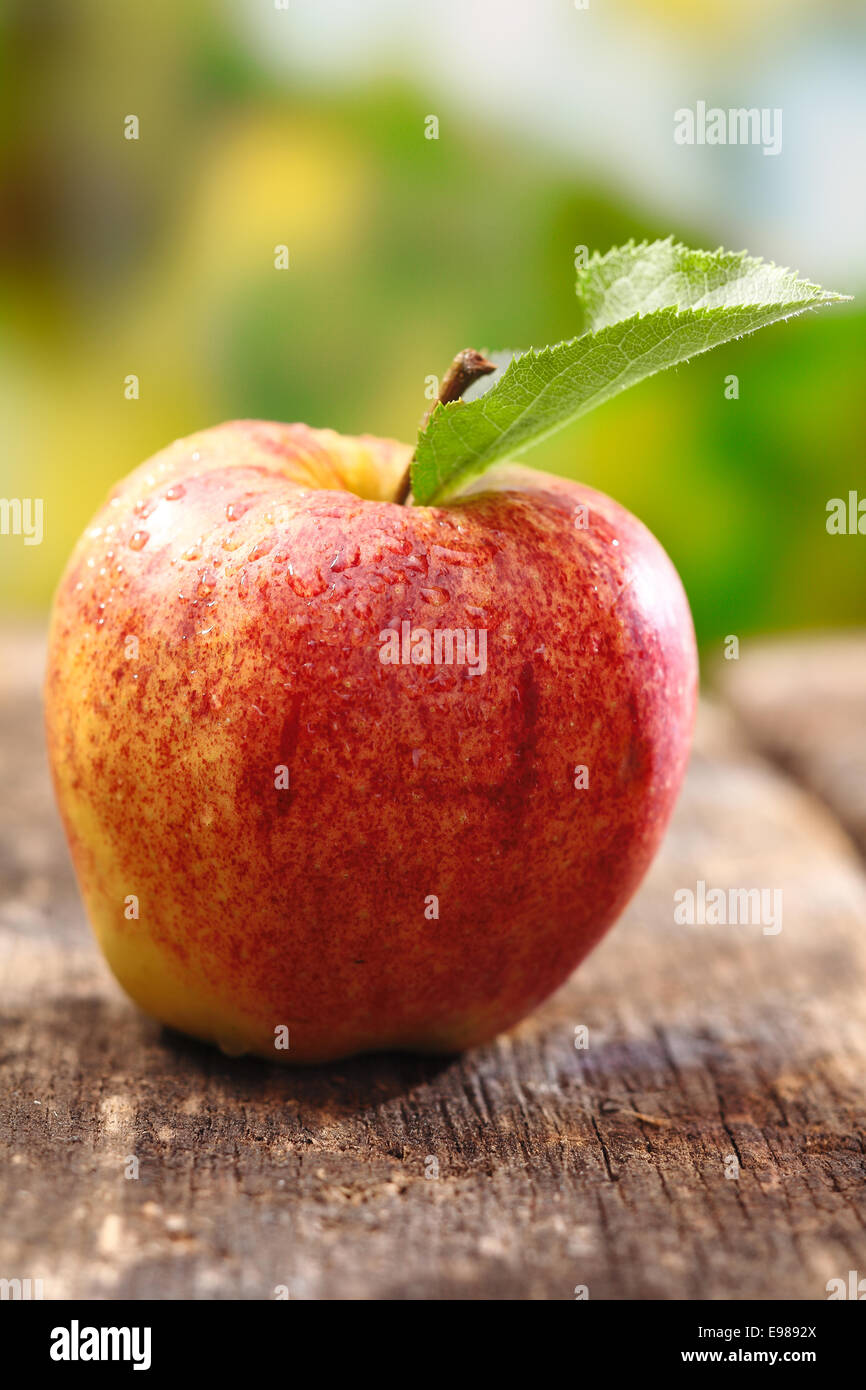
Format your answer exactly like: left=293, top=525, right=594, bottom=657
left=1, top=625, right=865, bottom=1300
left=720, top=632, right=866, bottom=858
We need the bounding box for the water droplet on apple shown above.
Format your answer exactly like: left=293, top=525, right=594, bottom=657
left=287, top=569, right=328, bottom=598
left=182, top=543, right=202, bottom=561
left=196, top=569, right=217, bottom=598
left=329, top=544, right=361, bottom=572
left=249, top=537, right=274, bottom=562
left=392, top=535, right=415, bottom=556
left=420, top=587, right=449, bottom=606
left=128, top=530, right=149, bottom=551
left=165, top=484, right=186, bottom=501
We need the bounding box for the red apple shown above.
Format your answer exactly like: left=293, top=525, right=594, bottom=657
left=45, top=421, right=697, bottom=1063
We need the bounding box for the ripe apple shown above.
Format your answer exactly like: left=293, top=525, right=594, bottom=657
left=45, top=420, right=697, bottom=1063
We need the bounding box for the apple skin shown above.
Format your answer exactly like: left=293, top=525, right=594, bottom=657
left=45, top=421, right=697, bottom=1063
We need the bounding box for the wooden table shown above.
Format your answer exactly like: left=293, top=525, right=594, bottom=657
left=2, top=626, right=865, bottom=1300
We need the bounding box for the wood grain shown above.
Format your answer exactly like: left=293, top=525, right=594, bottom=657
left=1, top=626, right=865, bottom=1300
left=719, top=631, right=866, bottom=857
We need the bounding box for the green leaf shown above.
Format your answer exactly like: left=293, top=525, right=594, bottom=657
left=410, top=239, right=849, bottom=505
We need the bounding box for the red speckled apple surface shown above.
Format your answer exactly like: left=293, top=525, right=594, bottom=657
left=45, top=422, right=697, bottom=1062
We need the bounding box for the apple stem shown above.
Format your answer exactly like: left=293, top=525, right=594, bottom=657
left=393, top=349, right=497, bottom=505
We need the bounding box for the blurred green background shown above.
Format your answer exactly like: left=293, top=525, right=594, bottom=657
left=1, top=0, right=864, bottom=650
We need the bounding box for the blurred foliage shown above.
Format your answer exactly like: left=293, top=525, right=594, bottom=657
left=0, top=0, right=862, bottom=654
